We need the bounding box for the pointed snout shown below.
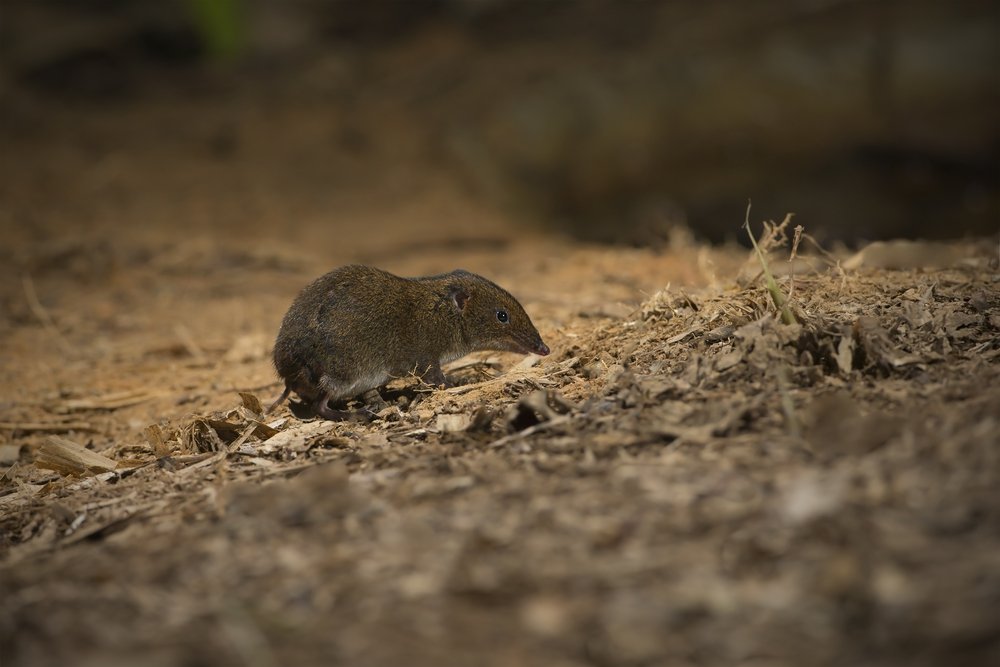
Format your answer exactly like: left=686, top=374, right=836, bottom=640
left=514, top=338, right=550, bottom=356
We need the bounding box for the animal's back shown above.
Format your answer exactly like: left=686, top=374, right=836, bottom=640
left=273, top=265, right=417, bottom=401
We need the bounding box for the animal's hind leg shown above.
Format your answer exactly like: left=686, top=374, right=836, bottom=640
left=312, top=391, right=352, bottom=421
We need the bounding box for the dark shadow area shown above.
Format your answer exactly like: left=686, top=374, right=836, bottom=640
left=2, top=0, right=997, bottom=247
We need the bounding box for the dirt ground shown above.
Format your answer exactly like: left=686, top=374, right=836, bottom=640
left=2, top=92, right=1000, bottom=667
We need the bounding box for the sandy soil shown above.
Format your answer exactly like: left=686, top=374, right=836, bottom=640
left=1, top=96, right=999, bottom=667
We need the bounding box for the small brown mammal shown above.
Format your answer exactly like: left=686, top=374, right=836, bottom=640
left=270, top=265, right=550, bottom=420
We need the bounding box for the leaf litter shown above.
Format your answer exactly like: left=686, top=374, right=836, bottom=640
left=2, top=233, right=999, bottom=667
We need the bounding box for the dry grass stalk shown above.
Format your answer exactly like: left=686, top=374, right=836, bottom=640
left=743, top=203, right=798, bottom=325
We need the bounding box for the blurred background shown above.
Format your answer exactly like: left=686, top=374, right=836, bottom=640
left=1, top=0, right=997, bottom=250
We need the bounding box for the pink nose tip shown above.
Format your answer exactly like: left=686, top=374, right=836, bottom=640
left=537, top=343, right=550, bottom=356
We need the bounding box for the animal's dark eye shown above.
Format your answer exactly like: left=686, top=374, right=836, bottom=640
left=496, top=309, right=509, bottom=323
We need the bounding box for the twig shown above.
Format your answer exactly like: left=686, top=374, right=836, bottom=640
left=177, top=451, right=227, bottom=476
left=444, top=369, right=538, bottom=395
left=444, top=357, right=504, bottom=372
left=488, top=414, right=573, bottom=449
left=227, top=422, right=259, bottom=453
left=790, top=225, right=804, bottom=261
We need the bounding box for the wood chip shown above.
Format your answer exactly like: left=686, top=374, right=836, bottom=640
left=34, top=436, right=118, bottom=476
left=260, top=420, right=339, bottom=451
left=435, top=413, right=472, bottom=433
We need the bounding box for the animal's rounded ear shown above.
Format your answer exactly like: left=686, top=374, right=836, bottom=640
left=450, top=287, right=471, bottom=312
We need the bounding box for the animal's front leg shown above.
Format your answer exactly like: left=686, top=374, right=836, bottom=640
left=361, top=388, right=389, bottom=412
left=420, top=360, right=450, bottom=388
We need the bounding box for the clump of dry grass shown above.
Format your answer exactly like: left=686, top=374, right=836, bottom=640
left=743, top=203, right=797, bottom=325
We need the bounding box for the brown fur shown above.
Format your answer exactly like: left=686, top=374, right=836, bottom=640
left=269, top=265, right=549, bottom=419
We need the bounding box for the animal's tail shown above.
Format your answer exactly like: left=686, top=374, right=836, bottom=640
left=266, top=385, right=291, bottom=415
